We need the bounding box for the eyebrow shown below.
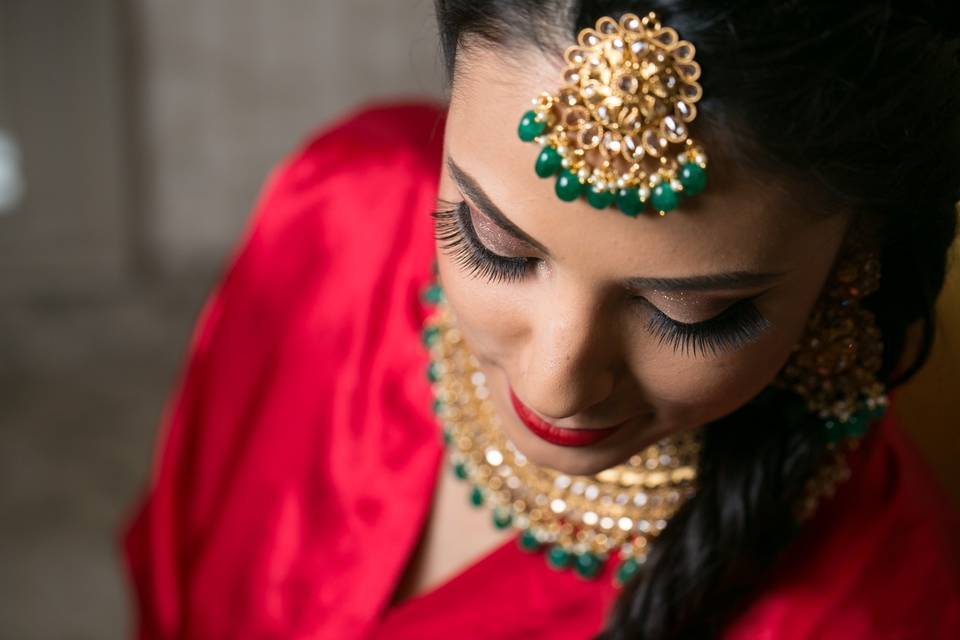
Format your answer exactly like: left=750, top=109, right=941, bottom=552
left=622, top=272, right=784, bottom=293
left=445, top=154, right=785, bottom=293
left=446, top=155, right=551, bottom=254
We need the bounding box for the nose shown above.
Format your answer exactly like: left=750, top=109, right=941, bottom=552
left=517, top=285, right=619, bottom=420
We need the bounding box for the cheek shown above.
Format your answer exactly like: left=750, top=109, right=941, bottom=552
left=633, top=324, right=803, bottom=426
left=637, top=274, right=826, bottom=425
left=637, top=308, right=802, bottom=428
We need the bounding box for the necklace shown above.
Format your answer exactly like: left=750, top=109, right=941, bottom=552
left=421, top=281, right=701, bottom=586
left=419, top=278, right=864, bottom=587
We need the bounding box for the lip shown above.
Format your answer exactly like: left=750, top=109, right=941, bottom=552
left=508, top=387, right=627, bottom=447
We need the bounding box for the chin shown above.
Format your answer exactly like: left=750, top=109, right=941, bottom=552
left=497, top=415, right=659, bottom=476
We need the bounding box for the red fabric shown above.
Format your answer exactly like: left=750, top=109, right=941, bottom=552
left=119, top=99, right=960, bottom=639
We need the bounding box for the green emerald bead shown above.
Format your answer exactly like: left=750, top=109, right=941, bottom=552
left=422, top=283, right=443, bottom=304
left=615, top=187, right=645, bottom=217
left=844, top=414, right=868, bottom=438
left=421, top=325, right=439, bottom=346
left=441, top=427, right=452, bottom=446
left=432, top=397, right=443, bottom=415
left=518, top=529, right=541, bottom=552
left=574, top=552, right=603, bottom=579
left=555, top=170, right=584, bottom=201
left=469, top=485, right=484, bottom=507
left=651, top=183, right=679, bottom=213
left=453, top=461, right=468, bottom=480
left=492, top=508, right=513, bottom=529
left=546, top=545, right=572, bottom=570
left=679, top=162, right=707, bottom=196
left=535, top=145, right=563, bottom=177
left=586, top=186, right=615, bottom=209
left=426, top=361, right=440, bottom=382
left=823, top=419, right=845, bottom=443
left=518, top=109, right=545, bottom=142
left=615, top=557, right=640, bottom=585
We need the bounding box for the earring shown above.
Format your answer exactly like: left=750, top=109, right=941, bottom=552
left=776, top=248, right=888, bottom=519
left=778, top=248, right=887, bottom=436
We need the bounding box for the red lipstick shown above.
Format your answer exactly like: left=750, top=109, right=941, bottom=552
left=508, top=388, right=624, bottom=447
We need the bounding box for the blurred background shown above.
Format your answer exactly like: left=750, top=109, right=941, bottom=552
left=0, top=1, right=957, bottom=638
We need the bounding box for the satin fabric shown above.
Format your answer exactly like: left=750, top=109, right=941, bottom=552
left=120, top=100, right=960, bottom=639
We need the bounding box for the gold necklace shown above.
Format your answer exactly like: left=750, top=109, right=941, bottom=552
left=421, top=283, right=701, bottom=586
left=420, top=276, right=869, bottom=587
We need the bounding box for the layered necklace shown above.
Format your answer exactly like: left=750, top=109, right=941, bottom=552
left=420, top=275, right=868, bottom=588
left=420, top=280, right=702, bottom=586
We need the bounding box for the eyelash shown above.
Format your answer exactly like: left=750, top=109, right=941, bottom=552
left=639, top=297, right=771, bottom=357
left=430, top=199, right=770, bottom=356
left=431, top=199, right=536, bottom=284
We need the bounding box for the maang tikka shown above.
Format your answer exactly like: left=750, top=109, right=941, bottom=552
left=517, top=11, right=708, bottom=216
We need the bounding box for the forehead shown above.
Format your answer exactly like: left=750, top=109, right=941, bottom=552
left=444, top=46, right=847, bottom=279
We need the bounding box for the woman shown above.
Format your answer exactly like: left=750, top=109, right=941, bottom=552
left=121, top=1, right=960, bottom=638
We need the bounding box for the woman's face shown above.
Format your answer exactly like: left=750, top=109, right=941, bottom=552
left=435, top=47, right=851, bottom=476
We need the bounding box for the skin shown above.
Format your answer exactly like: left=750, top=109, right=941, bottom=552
left=434, top=45, right=853, bottom=477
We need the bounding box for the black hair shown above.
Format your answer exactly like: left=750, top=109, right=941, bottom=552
left=433, top=1, right=960, bottom=638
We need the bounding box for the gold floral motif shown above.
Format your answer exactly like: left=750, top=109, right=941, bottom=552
left=530, top=11, right=708, bottom=196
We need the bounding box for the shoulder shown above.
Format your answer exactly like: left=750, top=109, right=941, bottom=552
left=725, top=409, right=960, bottom=639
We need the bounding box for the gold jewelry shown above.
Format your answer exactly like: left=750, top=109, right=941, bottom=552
left=777, top=249, right=887, bottom=435
left=517, top=11, right=708, bottom=217
left=417, top=247, right=886, bottom=584
left=421, top=284, right=701, bottom=586
left=776, top=249, right=887, bottom=519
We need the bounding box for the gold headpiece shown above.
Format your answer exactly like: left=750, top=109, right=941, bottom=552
left=517, top=12, right=708, bottom=216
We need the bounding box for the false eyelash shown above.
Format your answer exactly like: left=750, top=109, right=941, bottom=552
left=642, top=296, right=771, bottom=357
left=431, top=198, right=771, bottom=357
left=430, top=199, right=535, bottom=284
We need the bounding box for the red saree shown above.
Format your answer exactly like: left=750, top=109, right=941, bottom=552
left=119, top=100, right=960, bottom=639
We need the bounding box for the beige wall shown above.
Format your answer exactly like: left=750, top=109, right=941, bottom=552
left=0, top=0, right=444, bottom=295
left=0, top=0, right=131, bottom=296
left=135, top=0, right=445, bottom=273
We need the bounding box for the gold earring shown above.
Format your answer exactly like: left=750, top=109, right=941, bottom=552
left=776, top=248, right=888, bottom=519
left=778, top=248, right=887, bottom=437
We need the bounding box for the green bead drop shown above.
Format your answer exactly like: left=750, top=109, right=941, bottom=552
left=615, top=187, right=645, bottom=217
left=823, top=419, right=845, bottom=444
left=441, top=427, right=452, bottom=446
left=469, top=485, right=484, bottom=507
left=518, top=529, right=541, bottom=552
left=546, top=545, right=572, bottom=570
left=518, top=110, right=545, bottom=142
left=844, top=414, right=868, bottom=438
left=679, top=162, right=707, bottom=196
left=426, top=361, right=440, bottom=382
left=453, top=461, right=468, bottom=480
left=555, top=170, right=584, bottom=202
left=492, top=508, right=513, bottom=529
left=586, top=186, right=615, bottom=209
left=432, top=397, right=443, bottom=415
left=421, top=325, right=439, bottom=347
left=574, top=552, right=603, bottom=579
left=422, top=283, right=443, bottom=304
left=651, top=182, right=679, bottom=213
left=535, top=145, right=563, bottom=177
left=615, top=557, right=640, bottom=585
